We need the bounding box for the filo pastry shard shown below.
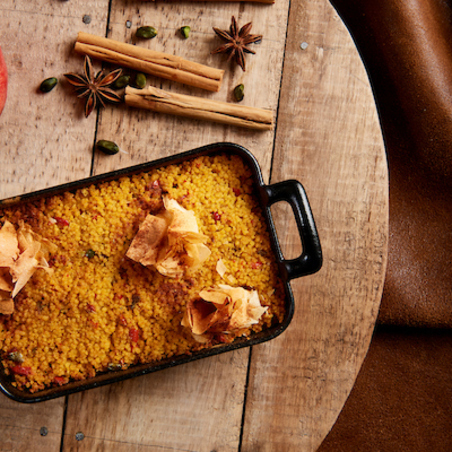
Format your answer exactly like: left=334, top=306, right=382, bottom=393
left=126, top=196, right=211, bottom=278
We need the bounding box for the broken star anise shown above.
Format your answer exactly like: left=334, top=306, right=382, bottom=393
left=211, top=16, right=262, bottom=72
left=64, top=55, right=123, bottom=118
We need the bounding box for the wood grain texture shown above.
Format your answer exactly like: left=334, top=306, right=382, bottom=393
left=62, top=1, right=291, bottom=451
left=91, top=0, right=289, bottom=176
left=0, top=395, right=65, bottom=451
left=0, top=1, right=110, bottom=199
left=0, top=2, right=110, bottom=451
left=0, top=0, right=387, bottom=451
left=63, top=352, right=249, bottom=452
left=241, top=1, right=388, bottom=451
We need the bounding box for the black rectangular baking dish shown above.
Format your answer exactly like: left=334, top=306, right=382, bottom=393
left=0, top=142, right=322, bottom=403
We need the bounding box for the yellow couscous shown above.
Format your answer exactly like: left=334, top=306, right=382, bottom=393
left=0, top=153, right=285, bottom=393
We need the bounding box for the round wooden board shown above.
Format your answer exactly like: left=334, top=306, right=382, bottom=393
left=0, top=0, right=387, bottom=450
left=241, top=1, right=389, bottom=449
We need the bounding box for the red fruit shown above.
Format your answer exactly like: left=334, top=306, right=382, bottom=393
left=0, top=45, right=7, bottom=115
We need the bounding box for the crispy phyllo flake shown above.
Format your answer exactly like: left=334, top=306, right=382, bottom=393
left=0, top=221, right=19, bottom=267
left=126, top=215, right=168, bottom=267
left=11, top=241, right=41, bottom=298
left=216, top=258, right=227, bottom=276
left=182, top=284, right=268, bottom=340
left=127, top=196, right=210, bottom=278
left=0, top=268, right=13, bottom=292
left=0, top=290, right=14, bottom=315
left=0, top=221, right=55, bottom=313
left=216, top=259, right=236, bottom=284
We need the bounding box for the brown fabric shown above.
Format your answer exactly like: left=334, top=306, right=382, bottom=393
left=317, top=327, right=452, bottom=452
left=316, top=1, right=452, bottom=450
left=330, top=0, right=452, bottom=328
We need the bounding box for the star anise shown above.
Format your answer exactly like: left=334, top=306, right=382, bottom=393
left=64, top=55, right=123, bottom=117
left=211, top=16, right=262, bottom=72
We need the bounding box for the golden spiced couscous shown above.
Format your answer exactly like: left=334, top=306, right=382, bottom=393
left=0, top=153, right=286, bottom=393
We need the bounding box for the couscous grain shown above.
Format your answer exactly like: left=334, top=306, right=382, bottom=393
left=0, top=154, right=285, bottom=392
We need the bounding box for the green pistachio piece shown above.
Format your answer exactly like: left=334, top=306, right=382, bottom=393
left=39, top=77, right=58, bottom=93
left=96, top=140, right=120, bottom=155
left=180, top=26, right=191, bottom=39
left=85, top=249, right=96, bottom=259
left=233, top=84, right=245, bottom=102
left=136, top=26, right=157, bottom=39
left=113, top=75, right=130, bottom=89
left=134, top=73, right=147, bottom=89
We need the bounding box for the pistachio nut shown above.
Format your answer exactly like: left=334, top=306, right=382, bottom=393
left=96, top=140, right=120, bottom=155
left=233, top=84, right=245, bottom=102
left=136, top=26, right=157, bottom=39
left=39, top=77, right=58, bottom=93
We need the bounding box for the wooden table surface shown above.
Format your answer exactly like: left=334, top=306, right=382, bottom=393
left=0, top=1, right=388, bottom=451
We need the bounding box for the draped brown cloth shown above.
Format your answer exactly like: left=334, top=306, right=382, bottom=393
left=318, top=0, right=452, bottom=450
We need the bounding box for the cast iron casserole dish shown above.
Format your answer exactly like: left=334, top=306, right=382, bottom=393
left=0, top=142, right=322, bottom=403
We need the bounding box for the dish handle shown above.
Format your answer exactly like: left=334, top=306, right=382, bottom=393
left=263, top=180, right=322, bottom=280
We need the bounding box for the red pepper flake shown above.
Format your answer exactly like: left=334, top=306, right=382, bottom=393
left=212, top=211, right=221, bottom=222
left=251, top=262, right=263, bottom=269
left=233, top=188, right=241, bottom=197
left=93, top=214, right=98, bottom=220
left=53, top=376, right=66, bottom=386
left=178, top=193, right=189, bottom=203
left=129, top=328, right=139, bottom=343
left=119, top=314, right=128, bottom=326
left=217, top=333, right=228, bottom=343
left=10, top=365, right=32, bottom=376
left=86, top=304, right=96, bottom=313
left=53, top=217, right=69, bottom=227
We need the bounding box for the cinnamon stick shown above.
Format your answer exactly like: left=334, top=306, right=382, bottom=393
left=124, top=86, right=273, bottom=130
left=74, top=32, right=224, bottom=92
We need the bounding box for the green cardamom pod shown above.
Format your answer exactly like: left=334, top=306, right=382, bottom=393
left=134, top=73, right=147, bottom=89
left=39, top=77, right=58, bottom=93
left=180, top=26, right=191, bottom=39
left=234, top=84, right=245, bottom=102
left=96, top=140, right=120, bottom=155
left=136, top=26, right=157, bottom=39
left=114, top=75, right=130, bottom=89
